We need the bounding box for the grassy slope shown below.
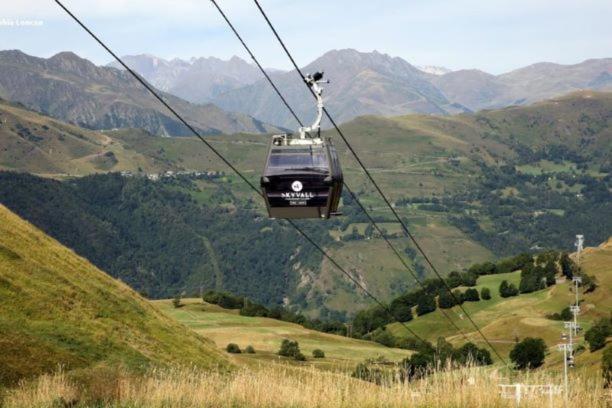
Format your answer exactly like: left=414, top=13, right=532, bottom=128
left=153, top=298, right=411, bottom=369
left=387, top=239, right=611, bottom=368
left=0, top=100, right=168, bottom=175
left=0, top=204, right=227, bottom=385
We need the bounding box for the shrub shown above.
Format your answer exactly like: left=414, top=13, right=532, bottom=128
left=244, top=345, right=255, bottom=354
left=172, top=292, right=182, bottom=308
left=438, top=290, right=456, bottom=309
left=239, top=302, right=269, bottom=317
left=390, top=302, right=413, bottom=322
left=585, top=317, right=611, bottom=352
left=353, top=305, right=393, bottom=336
left=446, top=271, right=463, bottom=288
left=481, top=287, right=491, bottom=300
left=352, top=362, right=385, bottom=384
left=509, top=337, right=547, bottom=369
left=312, top=349, right=325, bottom=358
left=499, top=280, right=519, bottom=298
left=463, top=288, right=480, bottom=302
left=452, top=289, right=464, bottom=304
left=226, top=343, right=241, bottom=354
left=203, top=291, right=244, bottom=309
left=416, top=294, right=437, bottom=316
left=370, top=328, right=397, bottom=347
left=460, top=272, right=478, bottom=287
left=278, top=339, right=303, bottom=360
left=454, top=342, right=492, bottom=366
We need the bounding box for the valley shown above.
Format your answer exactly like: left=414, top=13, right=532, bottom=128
left=1, top=1, right=610, bottom=405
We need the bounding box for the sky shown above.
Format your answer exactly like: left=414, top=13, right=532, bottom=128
left=1, top=0, right=611, bottom=74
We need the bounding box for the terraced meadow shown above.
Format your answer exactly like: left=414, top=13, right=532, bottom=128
left=153, top=298, right=411, bottom=369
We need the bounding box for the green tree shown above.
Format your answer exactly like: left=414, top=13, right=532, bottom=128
left=438, top=290, right=456, bottom=309
left=463, top=288, right=480, bottom=302
left=390, top=301, right=413, bottom=322
left=481, top=287, right=491, bottom=300
left=585, top=317, right=611, bottom=352
left=454, top=342, right=492, bottom=366
left=416, top=294, right=437, bottom=316
left=509, top=337, right=547, bottom=369
left=278, top=339, right=304, bottom=360
left=446, top=271, right=463, bottom=288
left=244, top=345, right=255, bottom=354
left=370, top=328, right=397, bottom=347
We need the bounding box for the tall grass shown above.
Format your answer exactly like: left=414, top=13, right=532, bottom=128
left=3, top=363, right=608, bottom=408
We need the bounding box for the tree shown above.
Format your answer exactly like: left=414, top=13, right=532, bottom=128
left=509, top=337, right=547, bottom=369
left=278, top=339, right=304, bottom=360
left=370, top=328, right=397, bottom=347
left=548, top=306, right=573, bottom=321
left=226, top=343, right=241, bottom=354
left=353, top=305, right=393, bottom=336
left=416, top=294, right=437, bottom=316
left=312, top=349, right=325, bottom=358
left=499, top=280, right=519, bottom=298
left=172, top=292, right=182, bottom=308
left=438, top=290, right=456, bottom=309
left=481, top=287, right=491, bottom=300
left=446, top=271, right=463, bottom=288
left=454, top=342, right=492, bottom=366
left=560, top=253, right=576, bottom=279
left=390, top=301, right=413, bottom=322
left=585, top=317, right=611, bottom=352
left=460, top=272, right=478, bottom=287
left=463, top=288, right=480, bottom=302
left=245, top=345, right=255, bottom=354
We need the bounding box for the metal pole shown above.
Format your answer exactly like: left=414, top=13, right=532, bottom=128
left=563, top=346, right=568, bottom=403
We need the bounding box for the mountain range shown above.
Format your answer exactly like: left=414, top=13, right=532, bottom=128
left=108, top=54, right=268, bottom=104
left=112, top=49, right=612, bottom=130
left=0, top=50, right=282, bottom=136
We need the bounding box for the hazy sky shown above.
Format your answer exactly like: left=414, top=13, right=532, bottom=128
left=1, top=0, right=611, bottom=74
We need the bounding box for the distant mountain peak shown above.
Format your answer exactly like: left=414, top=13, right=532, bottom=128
left=417, top=65, right=453, bottom=76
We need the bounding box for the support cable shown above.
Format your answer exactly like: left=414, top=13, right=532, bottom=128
left=54, top=0, right=426, bottom=344
left=208, top=0, right=470, bottom=342
left=250, top=0, right=506, bottom=364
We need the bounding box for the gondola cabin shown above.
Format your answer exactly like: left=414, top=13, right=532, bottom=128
left=261, top=134, right=342, bottom=219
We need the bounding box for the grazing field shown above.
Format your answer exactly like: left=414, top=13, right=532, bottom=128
left=153, top=299, right=411, bottom=369
left=388, top=239, right=612, bottom=367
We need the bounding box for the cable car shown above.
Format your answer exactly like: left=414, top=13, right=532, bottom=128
left=261, top=72, right=343, bottom=219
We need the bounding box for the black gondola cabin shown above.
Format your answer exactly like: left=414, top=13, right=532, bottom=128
left=261, top=134, right=343, bottom=219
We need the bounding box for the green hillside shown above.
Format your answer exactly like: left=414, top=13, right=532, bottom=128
left=0, top=91, right=609, bottom=318
left=0, top=204, right=227, bottom=386
left=0, top=99, right=169, bottom=175
left=387, top=239, right=611, bottom=368
left=153, top=298, right=411, bottom=369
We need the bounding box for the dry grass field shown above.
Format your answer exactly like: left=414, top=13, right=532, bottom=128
left=3, top=363, right=609, bottom=408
